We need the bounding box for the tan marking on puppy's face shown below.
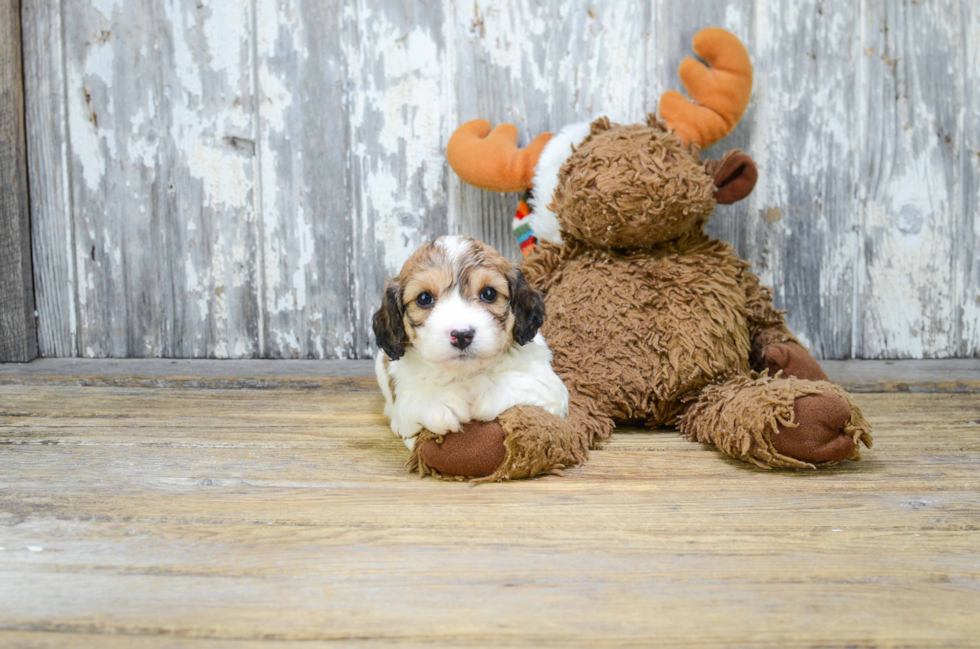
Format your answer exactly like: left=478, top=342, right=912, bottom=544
left=460, top=264, right=514, bottom=337
left=376, top=236, right=544, bottom=369
left=402, top=264, right=455, bottom=341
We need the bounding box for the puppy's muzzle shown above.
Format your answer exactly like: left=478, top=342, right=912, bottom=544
left=450, top=328, right=475, bottom=350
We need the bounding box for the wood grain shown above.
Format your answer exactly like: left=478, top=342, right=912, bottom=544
left=856, top=0, right=962, bottom=359
left=716, top=0, right=860, bottom=360
left=0, top=0, right=38, bottom=363
left=1, top=358, right=978, bottom=393
left=960, top=3, right=980, bottom=356
left=254, top=0, right=353, bottom=359
left=21, top=0, right=75, bottom=358
left=19, top=0, right=980, bottom=359
left=58, top=0, right=261, bottom=358
left=343, top=0, right=453, bottom=357
left=0, top=382, right=978, bottom=646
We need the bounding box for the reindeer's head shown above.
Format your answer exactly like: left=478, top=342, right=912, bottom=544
left=447, top=28, right=758, bottom=250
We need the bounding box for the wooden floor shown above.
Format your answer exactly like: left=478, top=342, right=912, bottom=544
left=1, top=363, right=979, bottom=647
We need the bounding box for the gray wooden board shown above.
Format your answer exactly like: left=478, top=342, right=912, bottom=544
left=0, top=358, right=377, bottom=378
left=857, top=0, right=960, bottom=359
left=960, top=3, right=979, bottom=356
left=255, top=0, right=353, bottom=359
left=60, top=0, right=262, bottom=359
left=20, top=0, right=980, bottom=359
left=0, top=0, right=38, bottom=363
left=22, top=0, right=74, bottom=359
left=0, top=359, right=977, bottom=394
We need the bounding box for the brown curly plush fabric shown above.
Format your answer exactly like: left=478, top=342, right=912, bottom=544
left=677, top=374, right=871, bottom=468
left=533, top=235, right=755, bottom=426
left=552, top=119, right=715, bottom=249
left=431, top=117, right=873, bottom=482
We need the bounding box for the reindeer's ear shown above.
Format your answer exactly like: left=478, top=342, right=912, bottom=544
left=372, top=280, right=408, bottom=360
left=706, top=150, right=757, bottom=204
left=509, top=269, right=546, bottom=345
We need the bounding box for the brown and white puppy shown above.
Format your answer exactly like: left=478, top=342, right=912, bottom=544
left=373, top=236, right=568, bottom=449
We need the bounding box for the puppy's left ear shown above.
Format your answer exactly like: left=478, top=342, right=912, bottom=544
left=372, top=280, right=408, bottom=360
left=509, top=269, right=546, bottom=345
left=705, top=149, right=757, bottom=204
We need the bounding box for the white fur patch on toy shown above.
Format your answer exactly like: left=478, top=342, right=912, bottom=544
left=528, top=120, right=592, bottom=244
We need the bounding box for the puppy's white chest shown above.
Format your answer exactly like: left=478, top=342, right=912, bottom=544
left=375, top=339, right=569, bottom=450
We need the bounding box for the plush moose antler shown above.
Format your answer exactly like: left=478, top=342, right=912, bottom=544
left=448, top=29, right=751, bottom=194
left=446, top=120, right=553, bottom=193
left=658, top=28, right=753, bottom=148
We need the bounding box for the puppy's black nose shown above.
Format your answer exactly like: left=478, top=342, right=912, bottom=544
left=450, top=328, right=475, bottom=350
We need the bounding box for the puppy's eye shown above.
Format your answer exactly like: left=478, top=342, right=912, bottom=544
left=479, top=287, right=498, bottom=303
left=415, top=292, right=434, bottom=308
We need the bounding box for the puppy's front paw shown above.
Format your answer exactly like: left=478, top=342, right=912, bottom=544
left=420, top=406, right=463, bottom=436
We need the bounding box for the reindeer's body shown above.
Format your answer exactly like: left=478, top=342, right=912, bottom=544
left=530, top=238, right=753, bottom=426
left=410, top=28, right=873, bottom=480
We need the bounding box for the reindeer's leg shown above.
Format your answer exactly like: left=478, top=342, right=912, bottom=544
left=409, top=390, right=613, bottom=483
left=677, top=374, right=872, bottom=468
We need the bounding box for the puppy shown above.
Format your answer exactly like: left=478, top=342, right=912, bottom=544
left=373, top=235, right=569, bottom=449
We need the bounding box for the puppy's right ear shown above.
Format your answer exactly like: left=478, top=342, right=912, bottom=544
left=509, top=269, right=546, bottom=346
left=372, top=280, right=408, bottom=360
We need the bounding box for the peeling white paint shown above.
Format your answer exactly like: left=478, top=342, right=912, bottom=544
left=464, top=0, right=551, bottom=113
left=272, top=328, right=302, bottom=357
left=347, top=5, right=447, bottom=276
left=90, top=0, right=120, bottom=21
left=68, top=38, right=114, bottom=193
left=292, top=206, right=313, bottom=312
left=201, top=1, right=248, bottom=89
left=167, top=2, right=252, bottom=210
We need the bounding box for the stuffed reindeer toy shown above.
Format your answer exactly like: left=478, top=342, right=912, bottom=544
left=412, top=28, right=872, bottom=482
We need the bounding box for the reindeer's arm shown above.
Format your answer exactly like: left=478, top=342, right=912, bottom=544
left=738, top=267, right=832, bottom=382
left=739, top=269, right=797, bottom=365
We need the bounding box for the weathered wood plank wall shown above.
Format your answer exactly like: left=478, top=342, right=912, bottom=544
left=1, top=0, right=38, bottom=362
left=21, top=0, right=980, bottom=359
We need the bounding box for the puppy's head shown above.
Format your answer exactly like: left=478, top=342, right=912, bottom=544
left=372, top=236, right=545, bottom=369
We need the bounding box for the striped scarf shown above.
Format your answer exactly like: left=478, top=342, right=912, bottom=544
left=512, top=190, right=537, bottom=258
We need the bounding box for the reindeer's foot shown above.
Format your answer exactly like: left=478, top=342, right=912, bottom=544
left=773, top=390, right=860, bottom=463
left=679, top=374, right=873, bottom=469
